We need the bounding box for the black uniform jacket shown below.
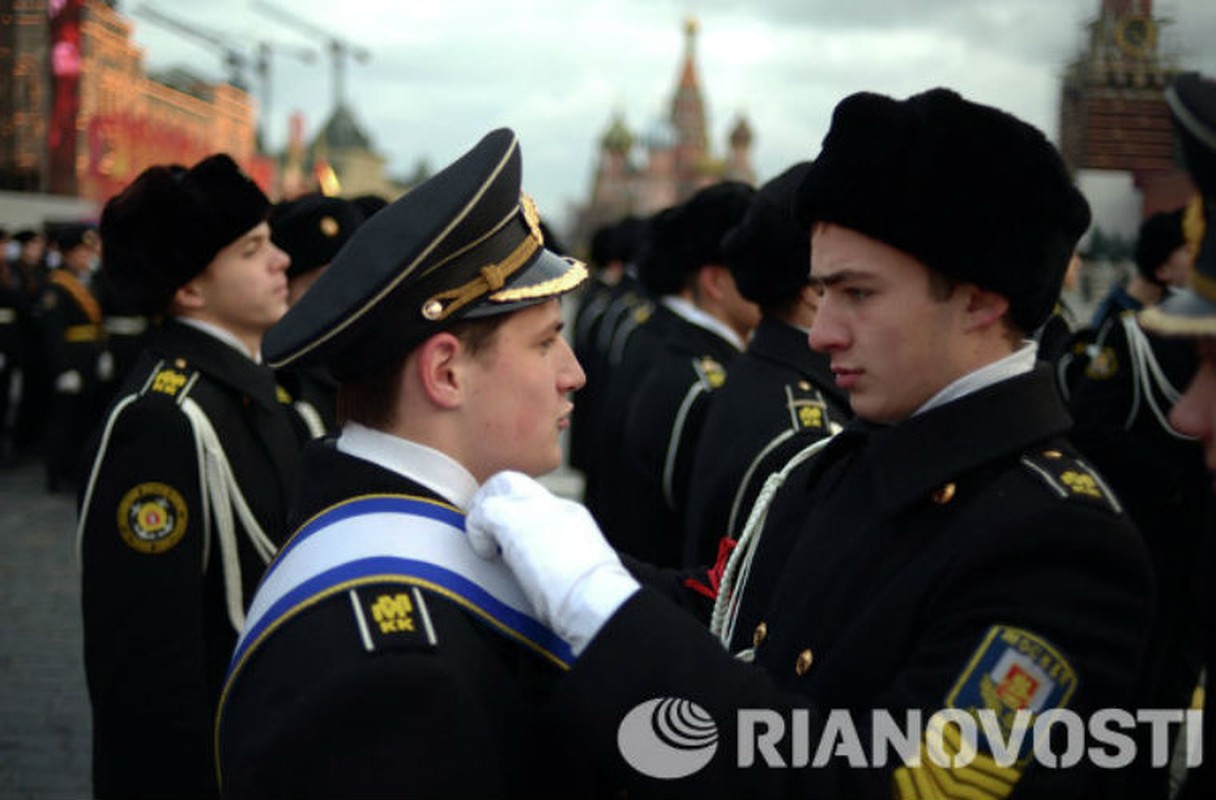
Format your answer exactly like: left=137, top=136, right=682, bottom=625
left=570, top=275, right=618, bottom=475
left=602, top=315, right=739, bottom=567
left=79, top=320, right=308, bottom=799
left=1063, top=312, right=1210, bottom=795
left=682, top=316, right=851, bottom=566
left=585, top=299, right=674, bottom=524
left=550, top=367, right=1155, bottom=799
left=40, top=268, right=105, bottom=386
left=218, top=440, right=610, bottom=799
left=276, top=362, right=339, bottom=437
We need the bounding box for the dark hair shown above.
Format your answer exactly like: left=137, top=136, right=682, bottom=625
left=336, top=313, right=509, bottom=428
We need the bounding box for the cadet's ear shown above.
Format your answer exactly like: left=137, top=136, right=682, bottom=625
left=696, top=264, right=731, bottom=302
left=415, top=332, right=464, bottom=409
left=171, top=279, right=206, bottom=313
left=962, top=285, right=1010, bottom=333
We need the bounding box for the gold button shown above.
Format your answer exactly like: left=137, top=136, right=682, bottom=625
left=753, top=622, right=767, bottom=648
left=931, top=482, right=956, bottom=504
left=421, top=299, right=444, bottom=320
left=795, top=648, right=813, bottom=676
left=174, top=358, right=187, bottom=369
left=797, top=380, right=811, bottom=391
left=1043, top=450, right=1064, bottom=460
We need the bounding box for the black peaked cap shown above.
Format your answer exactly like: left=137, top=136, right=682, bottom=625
left=262, top=128, right=587, bottom=379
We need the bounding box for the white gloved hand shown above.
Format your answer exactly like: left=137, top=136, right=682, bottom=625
left=468, top=471, right=640, bottom=656
left=55, top=369, right=83, bottom=394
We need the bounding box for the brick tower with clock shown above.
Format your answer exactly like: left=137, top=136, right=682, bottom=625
left=1058, top=0, right=1193, bottom=216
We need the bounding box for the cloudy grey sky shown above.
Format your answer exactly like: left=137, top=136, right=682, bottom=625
left=121, top=0, right=1216, bottom=234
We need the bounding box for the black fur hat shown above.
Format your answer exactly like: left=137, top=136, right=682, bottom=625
left=99, top=154, right=270, bottom=315
left=723, top=161, right=812, bottom=309
left=1134, top=208, right=1186, bottom=285
left=795, top=88, right=1091, bottom=332
left=680, top=181, right=756, bottom=273
left=636, top=206, right=687, bottom=296
left=270, top=195, right=365, bottom=280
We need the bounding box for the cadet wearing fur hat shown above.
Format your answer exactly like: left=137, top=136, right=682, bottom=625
left=77, top=154, right=313, bottom=799
left=465, top=88, right=1154, bottom=798
left=596, top=182, right=759, bottom=566
left=682, top=162, right=853, bottom=568
left=217, top=129, right=606, bottom=798
left=268, top=193, right=366, bottom=434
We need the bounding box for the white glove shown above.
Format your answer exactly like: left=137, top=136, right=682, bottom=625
left=468, top=471, right=640, bottom=656
left=55, top=369, right=83, bottom=394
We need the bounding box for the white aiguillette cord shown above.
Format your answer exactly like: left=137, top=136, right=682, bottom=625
left=709, top=436, right=834, bottom=656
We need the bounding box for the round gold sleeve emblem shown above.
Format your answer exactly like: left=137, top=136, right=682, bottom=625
left=117, top=482, right=189, bottom=554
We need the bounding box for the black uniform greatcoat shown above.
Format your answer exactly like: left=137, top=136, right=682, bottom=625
left=550, top=367, right=1155, bottom=798
left=584, top=299, right=673, bottom=526
left=218, top=440, right=608, bottom=799
left=1063, top=312, right=1210, bottom=797
left=682, top=316, right=851, bottom=566
left=40, top=268, right=107, bottom=490
left=79, top=319, right=309, bottom=800
left=603, top=316, right=739, bottom=567
left=276, top=362, right=340, bottom=436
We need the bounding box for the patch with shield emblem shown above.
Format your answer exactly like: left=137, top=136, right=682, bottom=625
left=117, top=482, right=188, bottom=554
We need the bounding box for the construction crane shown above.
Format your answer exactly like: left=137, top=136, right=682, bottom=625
left=134, top=4, right=316, bottom=149
left=251, top=0, right=371, bottom=114
left=134, top=3, right=250, bottom=90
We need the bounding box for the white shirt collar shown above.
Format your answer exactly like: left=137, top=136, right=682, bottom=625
left=914, top=340, right=1038, bottom=416
left=661, top=295, right=746, bottom=351
left=337, top=422, right=479, bottom=511
left=176, top=316, right=261, bottom=362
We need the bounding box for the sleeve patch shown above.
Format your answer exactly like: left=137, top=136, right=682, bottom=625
left=945, top=625, right=1077, bottom=762
left=117, top=482, right=189, bottom=554
left=350, top=586, right=438, bottom=654
left=693, top=356, right=727, bottom=390
left=1019, top=451, right=1122, bottom=513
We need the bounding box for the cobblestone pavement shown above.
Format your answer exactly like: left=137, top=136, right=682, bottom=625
left=0, top=459, right=92, bottom=800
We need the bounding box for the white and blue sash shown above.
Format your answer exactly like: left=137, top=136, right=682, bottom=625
left=226, top=494, right=576, bottom=684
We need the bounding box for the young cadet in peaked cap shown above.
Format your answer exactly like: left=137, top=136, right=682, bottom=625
left=465, top=89, right=1156, bottom=799
left=1138, top=71, right=1216, bottom=800
left=78, top=154, right=313, bottom=799
left=217, top=128, right=608, bottom=799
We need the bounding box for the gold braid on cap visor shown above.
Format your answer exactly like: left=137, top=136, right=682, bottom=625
left=423, top=195, right=547, bottom=321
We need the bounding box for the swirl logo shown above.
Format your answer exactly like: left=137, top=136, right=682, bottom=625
left=617, top=697, right=719, bottom=779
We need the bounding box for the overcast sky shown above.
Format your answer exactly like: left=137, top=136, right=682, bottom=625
left=120, top=0, right=1216, bottom=235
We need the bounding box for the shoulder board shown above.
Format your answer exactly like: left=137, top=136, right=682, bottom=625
left=784, top=380, right=829, bottom=433
left=692, top=355, right=727, bottom=391
left=140, top=358, right=200, bottom=404
left=349, top=583, right=439, bottom=654
left=1019, top=449, right=1123, bottom=514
